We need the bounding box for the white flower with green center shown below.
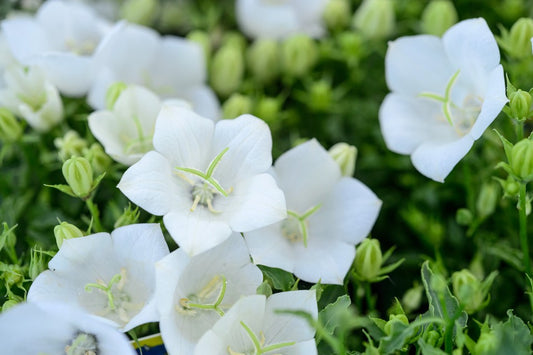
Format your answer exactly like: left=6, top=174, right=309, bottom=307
left=1, top=0, right=111, bottom=96
left=27, top=223, right=169, bottom=332
left=118, top=105, right=286, bottom=256
left=88, top=22, right=220, bottom=119
left=236, top=0, right=329, bottom=39
left=194, top=290, right=318, bottom=355
left=379, top=18, right=507, bottom=182
left=244, top=139, right=381, bottom=285
left=0, top=302, right=136, bottom=354
left=0, top=64, right=63, bottom=132
left=154, top=233, right=263, bottom=355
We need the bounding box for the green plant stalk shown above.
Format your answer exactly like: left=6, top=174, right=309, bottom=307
left=519, top=182, right=531, bottom=277
left=86, top=198, right=103, bottom=233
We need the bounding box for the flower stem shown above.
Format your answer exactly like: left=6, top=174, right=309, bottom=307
left=86, top=198, right=103, bottom=233
left=519, top=183, right=531, bottom=277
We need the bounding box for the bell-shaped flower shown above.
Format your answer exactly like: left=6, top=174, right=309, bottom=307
left=88, top=22, right=220, bottom=119
left=118, top=105, right=286, bottom=256
left=0, top=302, right=136, bottom=354
left=0, top=64, right=63, bottom=132
left=244, top=139, right=381, bottom=285
left=155, top=233, right=263, bottom=355
left=27, top=223, right=170, bottom=332
left=195, top=290, right=318, bottom=355
left=236, top=0, right=329, bottom=40
left=379, top=18, right=507, bottom=182
left=1, top=0, right=112, bottom=96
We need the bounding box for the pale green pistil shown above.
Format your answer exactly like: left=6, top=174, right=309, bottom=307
left=123, top=114, right=153, bottom=155
left=177, top=275, right=227, bottom=317
left=65, top=333, right=98, bottom=355
left=227, top=321, right=295, bottom=355
left=282, top=204, right=321, bottom=247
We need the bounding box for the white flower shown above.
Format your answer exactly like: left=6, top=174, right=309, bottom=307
left=244, top=139, right=381, bottom=285
left=0, top=302, right=136, bottom=354
left=379, top=18, right=507, bottom=182
left=236, top=0, right=329, bottom=40
left=118, top=105, right=286, bottom=256
left=195, top=290, right=318, bottom=355
left=155, top=233, right=263, bottom=355
left=1, top=0, right=111, bottom=96
left=27, top=223, right=169, bottom=332
left=0, top=64, right=63, bottom=132
left=88, top=22, right=220, bottom=119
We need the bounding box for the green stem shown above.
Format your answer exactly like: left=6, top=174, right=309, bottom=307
left=519, top=183, right=531, bottom=277
left=364, top=282, right=375, bottom=312
left=86, top=198, right=103, bottom=233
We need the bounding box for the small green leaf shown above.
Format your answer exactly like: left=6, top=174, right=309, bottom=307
left=417, top=337, right=447, bottom=355
left=44, top=184, right=76, bottom=197
left=493, top=129, right=513, bottom=163
left=486, top=310, right=532, bottom=355
left=258, top=265, right=295, bottom=291
left=256, top=281, right=272, bottom=297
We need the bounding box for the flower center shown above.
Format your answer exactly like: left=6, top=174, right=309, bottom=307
left=176, top=275, right=227, bottom=317
left=227, top=321, right=295, bottom=355
left=123, top=115, right=153, bottom=155
left=65, top=332, right=98, bottom=355
left=281, top=204, right=321, bottom=247
left=65, top=38, right=96, bottom=56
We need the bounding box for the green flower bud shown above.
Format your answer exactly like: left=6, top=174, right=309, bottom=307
left=29, top=248, right=46, bottom=280
left=308, top=80, right=333, bottom=112
left=2, top=299, right=18, bottom=312
left=424, top=330, right=441, bottom=348
left=501, top=18, right=533, bottom=59
left=353, top=0, right=395, bottom=40
left=187, top=30, right=212, bottom=65
left=4, top=264, right=23, bottom=286
left=384, top=314, right=409, bottom=335
left=496, top=0, right=525, bottom=21
left=222, top=93, right=253, bottom=119
left=114, top=204, right=141, bottom=229
left=120, top=0, right=159, bottom=26
left=54, top=130, right=88, bottom=161
left=323, top=0, right=351, bottom=32
left=54, top=221, right=84, bottom=249
left=246, top=39, right=280, bottom=84
left=0, top=108, right=22, bottom=142
left=456, top=208, right=473, bottom=226
left=62, top=157, right=94, bottom=199
left=452, top=269, right=484, bottom=313
left=508, top=89, right=532, bottom=121
left=84, top=143, right=111, bottom=176
left=503, top=176, right=520, bottom=196
left=420, top=0, right=458, bottom=36
left=254, top=97, right=282, bottom=127
left=222, top=32, right=247, bottom=53
left=474, top=332, right=498, bottom=354
left=354, top=239, right=383, bottom=281
left=401, top=284, right=423, bottom=313
left=510, top=138, right=533, bottom=181
left=329, top=142, right=357, bottom=177
left=210, top=44, right=244, bottom=97
left=337, top=31, right=364, bottom=59
left=476, top=182, right=499, bottom=219
left=105, top=82, right=128, bottom=110
left=281, top=35, right=318, bottom=78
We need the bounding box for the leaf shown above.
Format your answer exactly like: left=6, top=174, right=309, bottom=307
left=378, top=316, right=445, bottom=354
left=493, top=129, right=513, bottom=163
left=44, top=184, right=76, bottom=197
left=488, top=310, right=533, bottom=355
left=256, top=281, right=272, bottom=297
left=319, top=295, right=352, bottom=336
left=417, top=338, right=447, bottom=355
left=257, top=265, right=295, bottom=291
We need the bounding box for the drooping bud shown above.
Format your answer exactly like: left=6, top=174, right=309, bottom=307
left=452, top=269, right=484, bottom=314
left=354, top=239, right=383, bottom=281
left=323, top=0, right=351, bottom=32
left=54, top=130, right=88, bottom=161
left=510, top=138, right=533, bottom=181
left=62, top=157, right=94, bottom=199
left=246, top=39, right=280, bottom=84
left=281, top=35, right=318, bottom=78
left=499, top=18, right=533, bottom=59
left=120, top=0, right=159, bottom=26
left=420, top=0, right=457, bottom=36
left=353, top=0, right=395, bottom=40
left=54, top=221, right=84, bottom=249
left=329, top=142, right=357, bottom=177
left=222, top=93, right=253, bottom=119
left=105, top=82, right=128, bottom=110
left=84, top=143, right=111, bottom=176
left=308, top=80, right=333, bottom=112
left=0, top=108, right=22, bottom=142
left=476, top=182, right=499, bottom=219
left=210, top=43, right=244, bottom=97
left=508, top=89, right=532, bottom=121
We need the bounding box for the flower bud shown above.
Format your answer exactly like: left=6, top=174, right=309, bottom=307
left=0, top=108, right=22, bottom=142
left=2, top=299, right=18, bottom=312
left=329, top=142, right=357, bottom=177
left=4, top=264, right=23, bottom=286
left=222, top=93, right=253, bottom=119
left=455, top=208, right=473, bottom=226
left=114, top=204, right=141, bottom=229
left=501, top=18, right=533, bottom=59
left=84, top=143, right=111, bottom=176
left=29, top=248, right=46, bottom=280
left=401, top=284, right=423, bottom=313
left=222, top=32, right=247, bottom=53
left=54, top=221, right=84, bottom=249
left=474, top=332, right=498, bottom=354
left=354, top=239, right=383, bottom=281
left=187, top=30, right=212, bottom=65
left=337, top=31, right=364, bottom=60
left=54, top=130, right=88, bottom=161
left=420, top=0, right=457, bottom=36
left=384, top=314, right=409, bottom=335
left=308, top=80, right=333, bottom=112
left=210, top=44, right=244, bottom=97
left=452, top=269, right=484, bottom=313
left=511, top=138, right=533, bottom=181
left=120, top=0, right=159, bottom=26
left=105, top=82, right=128, bottom=110
left=62, top=157, right=94, bottom=199
left=246, top=39, right=280, bottom=84
left=476, top=182, right=499, bottom=219
left=503, top=176, right=520, bottom=197
left=508, top=89, right=532, bottom=121
left=254, top=97, right=282, bottom=126
left=323, top=0, right=351, bottom=32
left=281, top=35, right=318, bottom=78
left=424, top=330, right=441, bottom=348
left=353, top=0, right=395, bottom=39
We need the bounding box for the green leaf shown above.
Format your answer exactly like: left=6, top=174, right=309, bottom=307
left=378, top=316, right=445, bottom=354
left=488, top=310, right=533, bottom=355
left=417, top=338, right=447, bottom=355
left=493, top=129, right=513, bottom=163
left=257, top=265, right=295, bottom=291
left=44, top=184, right=76, bottom=197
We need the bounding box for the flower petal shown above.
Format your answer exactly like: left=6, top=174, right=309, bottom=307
left=244, top=223, right=296, bottom=273
left=236, top=0, right=299, bottom=39
left=181, top=85, right=221, bottom=120
left=2, top=17, right=50, bottom=62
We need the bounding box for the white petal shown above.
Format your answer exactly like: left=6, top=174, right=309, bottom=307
left=155, top=249, right=190, bottom=316
left=182, top=85, right=221, bottom=120
left=2, top=17, right=50, bottom=62
left=244, top=223, right=296, bottom=272
left=411, top=134, right=475, bottom=182
left=112, top=223, right=169, bottom=265
left=118, top=151, right=191, bottom=215
left=275, top=139, right=340, bottom=212
left=310, top=177, right=381, bottom=245
left=385, top=35, right=454, bottom=96
left=236, top=0, right=299, bottom=39
left=283, top=339, right=319, bottom=355
left=212, top=114, right=273, bottom=184
left=193, top=330, right=227, bottom=355
left=86, top=66, right=117, bottom=109
left=153, top=105, right=214, bottom=169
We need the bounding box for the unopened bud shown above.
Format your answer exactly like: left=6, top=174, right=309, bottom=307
left=354, top=239, right=383, bottom=281
left=452, top=269, right=484, bottom=314
left=281, top=35, right=318, bottom=78
left=84, top=143, right=111, bottom=175
left=29, top=249, right=46, bottom=280
left=187, top=30, right=212, bottom=64
left=420, top=0, right=457, bottom=36
left=384, top=314, right=408, bottom=335
left=0, top=108, right=22, bottom=142
left=329, top=142, right=357, bottom=177
left=222, top=32, right=247, bottom=53
left=503, top=176, right=520, bottom=197
left=105, top=82, right=128, bottom=110
left=210, top=44, right=244, bottom=97
left=401, top=284, right=423, bottom=313
left=54, top=222, right=84, bottom=249
left=308, top=80, right=332, bottom=112
left=54, top=130, right=88, bottom=161
left=254, top=97, right=282, bottom=126
left=511, top=138, right=533, bottom=181
left=476, top=182, right=499, bottom=219
left=456, top=208, right=473, bottom=226
left=62, top=157, right=94, bottom=199
left=222, top=93, right=253, bottom=119
left=323, top=0, right=351, bottom=32
left=246, top=39, right=280, bottom=84
left=508, top=89, right=532, bottom=121
left=114, top=205, right=140, bottom=229
left=120, top=0, right=159, bottom=26
left=502, top=18, right=533, bottom=59
left=353, top=0, right=395, bottom=39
